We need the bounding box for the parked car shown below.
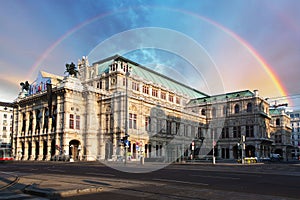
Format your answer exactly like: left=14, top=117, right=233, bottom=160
left=270, top=153, right=282, bottom=161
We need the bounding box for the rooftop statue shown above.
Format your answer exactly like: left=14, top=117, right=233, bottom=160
left=65, top=62, right=79, bottom=77
left=20, top=81, right=30, bottom=92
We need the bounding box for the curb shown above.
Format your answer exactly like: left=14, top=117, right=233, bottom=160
left=23, top=184, right=103, bottom=199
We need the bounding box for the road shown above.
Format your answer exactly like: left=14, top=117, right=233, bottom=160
left=0, top=161, right=299, bottom=199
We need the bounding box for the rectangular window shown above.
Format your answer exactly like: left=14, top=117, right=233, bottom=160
left=161, top=91, right=166, bottom=100
left=123, top=78, right=126, bottom=86
left=3, top=114, right=7, bottom=118
left=129, top=113, right=137, bottom=129
left=233, top=127, right=237, bottom=138
left=132, top=82, right=139, bottom=91
left=275, top=135, right=282, bottom=143
left=197, top=127, right=202, bottom=138
left=145, top=117, right=151, bottom=131
left=69, top=114, right=74, bottom=129
left=184, top=125, right=189, bottom=137
left=76, top=115, right=80, bottom=129
left=176, top=122, right=180, bottom=135
left=169, top=94, right=174, bottom=102
left=176, top=97, right=180, bottom=104
left=222, top=128, right=228, bottom=138
left=142, top=85, right=149, bottom=94
left=106, top=114, right=109, bottom=131
left=246, top=125, right=254, bottom=137
left=152, top=88, right=158, bottom=97
left=166, top=120, right=172, bottom=135
left=237, top=126, right=241, bottom=138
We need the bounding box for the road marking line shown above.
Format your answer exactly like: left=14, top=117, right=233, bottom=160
left=153, top=178, right=209, bottom=186
left=85, top=172, right=115, bottom=177
left=47, top=169, right=65, bottom=172
left=0, top=194, right=30, bottom=199
left=189, top=174, right=240, bottom=180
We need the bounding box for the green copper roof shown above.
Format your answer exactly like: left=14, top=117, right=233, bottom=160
left=94, top=55, right=208, bottom=99
left=188, top=90, right=255, bottom=105
left=269, top=109, right=283, bottom=115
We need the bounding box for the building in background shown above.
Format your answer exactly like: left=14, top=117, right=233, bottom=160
left=269, top=108, right=293, bottom=160
left=12, top=55, right=292, bottom=162
left=287, top=110, right=300, bottom=159
left=0, top=101, right=13, bottom=146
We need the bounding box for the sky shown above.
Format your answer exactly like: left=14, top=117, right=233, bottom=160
left=0, top=0, right=299, bottom=110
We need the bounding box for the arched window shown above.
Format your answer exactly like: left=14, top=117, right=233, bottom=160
left=212, top=107, right=217, bottom=118
left=247, top=103, right=253, bottom=113
left=201, top=109, right=206, bottom=116
left=234, top=104, right=240, bottom=114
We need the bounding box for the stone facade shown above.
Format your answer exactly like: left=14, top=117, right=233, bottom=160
left=12, top=55, right=292, bottom=162
left=0, top=102, right=13, bottom=146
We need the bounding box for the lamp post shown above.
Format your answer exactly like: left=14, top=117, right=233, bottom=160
left=139, top=97, right=145, bottom=165
left=212, top=130, right=216, bottom=165
left=124, top=66, right=130, bottom=165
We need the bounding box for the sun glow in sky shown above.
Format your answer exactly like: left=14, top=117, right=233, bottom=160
left=0, top=0, right=299, bottom=109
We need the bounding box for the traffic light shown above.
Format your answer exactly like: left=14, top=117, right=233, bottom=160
left=121, top=134, right=130, bottom=147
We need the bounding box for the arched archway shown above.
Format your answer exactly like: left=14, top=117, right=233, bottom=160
left=274, top=149, right=283, bottom=156
left=245, top=145, right=256, bottom=157
left=69, top=140, right=81, bottom=161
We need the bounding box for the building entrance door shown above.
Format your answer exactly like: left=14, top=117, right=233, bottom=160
left=69, top=140, right=80, bottom=160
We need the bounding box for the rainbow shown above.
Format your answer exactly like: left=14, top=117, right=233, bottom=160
left=173, top=8, right=289, bottom=98
left=28, top=6, right=289, bottom=105
left=27, top=11, right=115, bottom=79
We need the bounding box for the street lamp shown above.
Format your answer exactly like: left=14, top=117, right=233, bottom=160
left=124, top=66, right=130, bottom=165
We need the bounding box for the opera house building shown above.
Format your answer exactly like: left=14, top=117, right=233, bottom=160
left=12, top=55, right=293, bottom=162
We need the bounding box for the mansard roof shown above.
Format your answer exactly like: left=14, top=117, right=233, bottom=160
left=93, top=55, right=208, bottom=99
left=188, top=90, right=255, bottom=105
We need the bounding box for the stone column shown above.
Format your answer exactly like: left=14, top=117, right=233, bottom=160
left=25, top=112, right=30, bottom=136
left=37, top=138, right=44, bottom=160
left=45, top=138, right=52, bottom=161
left=32, top=112, right=36, bottom=135
left=229, top=144, right=234, bottom=159
left=22, top=140, right=28, bottom=160
left=255, top=143, right=260, bottom=158
left=29, top=141, right=35, bottom=160
left=112, top=132, right=117, bottom=160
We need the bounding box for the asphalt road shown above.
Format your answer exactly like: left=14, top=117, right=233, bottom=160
left=1, top=161, right=300, bottom=200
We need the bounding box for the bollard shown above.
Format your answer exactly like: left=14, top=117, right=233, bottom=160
left=140, top=156, right=144, bottom=165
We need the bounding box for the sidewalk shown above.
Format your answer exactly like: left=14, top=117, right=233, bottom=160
left=1, top=173, right=104, bottom=199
